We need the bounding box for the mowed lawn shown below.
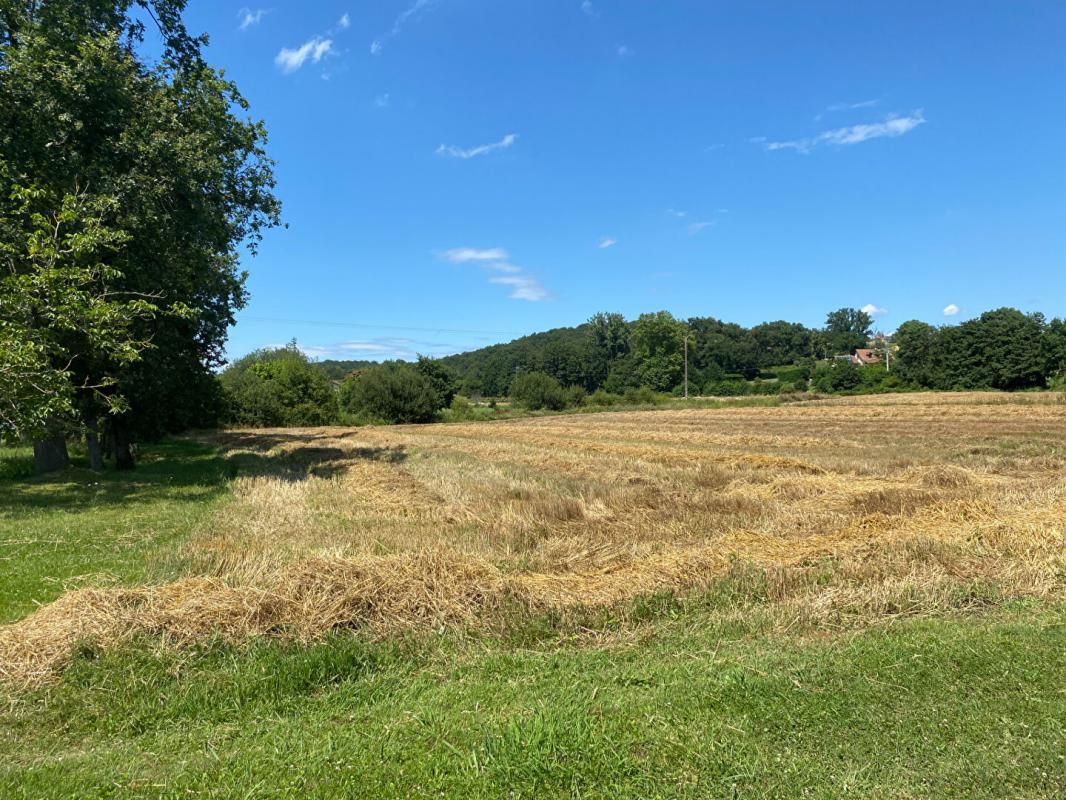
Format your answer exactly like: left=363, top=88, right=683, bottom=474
left=1, top=395, right=1065, bottom=798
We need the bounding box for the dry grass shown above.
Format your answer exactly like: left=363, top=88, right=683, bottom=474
left=3, top=392, right=1065, bottom=687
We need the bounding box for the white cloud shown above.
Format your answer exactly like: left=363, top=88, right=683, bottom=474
left=617, top=44, right=633, bottom=57
left=275, top=37, right=333, bottom=73
left=489, top=275, right=548, bottom=302
left=861, top=303, right=888, bottom=317
left=338, top=12, right=351, bottom=29
left=688, top=221, right=715, bottom=234
left=442, top=247, right=509, bottom=263
left=436, top=133, right=517, bottom=159
left=238, top=8, right=267, bottom=31
left=441, top=247, right=549, bottom=301
left=758, top=111, right=925, bottom=154
left=581, top=1, right=596, bottom=17
left=828, top=99, right=879, bottom=112
left=666, top=208, right=687, bottom=218
left=371, top=0, right=435, bottom=55
left=943, top=303, right=960, bottom=316
left=598, top=237, right=617, bottom=249
left=299, top=337, right=452, bottom=360
left=704, top=143, right=725, bottom=153
left=374, top=93, right=390, bottom=108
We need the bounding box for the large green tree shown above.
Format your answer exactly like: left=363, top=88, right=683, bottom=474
left=0, top=0, right=280, bottom=470
left=824, top=307, right=873, bottom=355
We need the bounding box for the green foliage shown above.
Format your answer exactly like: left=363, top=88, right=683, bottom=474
left=220, top=345, right=337, bottom=427
left=340, top=362, right=441, bottom=424
left=0, top=188, right=156, bottom=441
left=825, top=307, right=873, bottom=354
left=0, top=0, right=280, bottom=450
left=812, top=361, right=863, bottom=393
left=415, top=355, right=458, bottom=408
left=509, top=371, right=567, bottom=411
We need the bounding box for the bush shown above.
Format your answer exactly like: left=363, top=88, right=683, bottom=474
left=705, top=380, right=749, bottom=397
left=587, top=389, right=618, bottom=407
left=510, top=372, right=567, bottom=411
left=564, top=385, right=587, bottom=408
left=340, top=363, right=441, bottom=424
left=622, top=386, right=661, bottom=405
left=812, top=361, right=862, bottom=393
left=220, top=345, right=338, bottom=427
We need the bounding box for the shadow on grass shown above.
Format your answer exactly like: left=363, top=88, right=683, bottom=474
left=0, top=431, right=406, bottom=512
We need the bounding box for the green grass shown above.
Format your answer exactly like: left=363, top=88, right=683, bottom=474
left=1, top=440, right=1064, bottom=798
left=0, top=604, right=1062, bottom=798
left=0, top=440, right=231, bottom=623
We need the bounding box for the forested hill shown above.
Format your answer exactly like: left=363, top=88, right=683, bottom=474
left=435, top=310, right=864, bottom=397
left=438, top=324, right=595, bottom=397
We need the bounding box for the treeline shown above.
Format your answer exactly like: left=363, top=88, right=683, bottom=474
left=440, top=307, right=884, bottom=396
left=217, top=306, right=1066, bottom=430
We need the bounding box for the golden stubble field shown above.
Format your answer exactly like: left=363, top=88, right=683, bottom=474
left=4, top=392, right=1066, bottom=685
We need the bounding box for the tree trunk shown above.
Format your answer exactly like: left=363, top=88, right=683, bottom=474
left=86, top=426, right=104, bottom=472
left=109, top=419, right=135, bottom=470
left=33, top=436, right=69, bottom=474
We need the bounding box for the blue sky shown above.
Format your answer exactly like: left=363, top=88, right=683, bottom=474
left=182, top=1, right=1066, bottom=361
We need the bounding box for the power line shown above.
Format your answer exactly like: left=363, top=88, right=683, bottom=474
left=240, top=316, right=525, bottom=337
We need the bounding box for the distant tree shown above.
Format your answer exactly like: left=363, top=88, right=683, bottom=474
left=750, top=320, right=815, bottom=367
left=415, top=355, right=458, bottom=408
left=509, top=371, right=567, bottom=411
left=220, top=345, right=337, bottom=427
left=631, top=311, right=687, bottom=391
left=893, top=320, right=943, bottom=388
left=825, top=308, right=873, bottom=355
left=945, top=308, right=1046, bottom=390
left=1044, top=318, right=1066, bottom=386
left=340, top=363, right=439, bottom=424
left=588, top=312, right=630, bottom=360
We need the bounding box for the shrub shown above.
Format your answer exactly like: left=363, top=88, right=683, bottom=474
left=622, top=386, right=661, bottom=405
left=705, top=380, right=749, bottom=397
left=510, top=372, right=567, bottom=411
left=564, top=385, right=587, bottom=408
left=812, top=361, right=862, bottom=393
left=340, top=363, right=440, bottom=424
left=587, top=389, right=618, bottom=407
left=220, top=345, right=338, bottom=427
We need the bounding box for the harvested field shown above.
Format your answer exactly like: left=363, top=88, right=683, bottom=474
left=3, top=392, right=1065, bottom=686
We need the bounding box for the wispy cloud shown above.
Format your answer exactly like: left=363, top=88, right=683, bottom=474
left=943, top=303, right=960, bottom=317
left=598, top=237, right=617, bottom=249
left=489, top=275, right=548, bottom=302
left=371, top=0, right=435, bottom=55
left=436, top=133, right=518, bottom=159
left=666, top=208, right=687, bottom=218
left=442, top=247, right=509, bottom=263
left=238, top=8, right=268, bottom=31
left=756, top=111, right=926, bottom=154
left=374, top=93, right=390, bottom=108
left=617, top=44, right=633, bottom=57
left=338, top=12, right=351, bottom=30
left=704, top=143, right=725, bottom=153
left=828, top=99, right=879, bottom=112
left=688, top=221, right=715, bottom=234
left=275, top=37, right=333, bottom=73
left=299, top=336, right=454, bottom=361
left=581, top=1, right=596, bottom=17
left=861, top=303, right=888, bottom=317
left=442, top=247, right=549, bottom=301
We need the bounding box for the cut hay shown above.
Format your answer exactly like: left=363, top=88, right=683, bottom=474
left=4, top=392, right=1066, bottom=688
